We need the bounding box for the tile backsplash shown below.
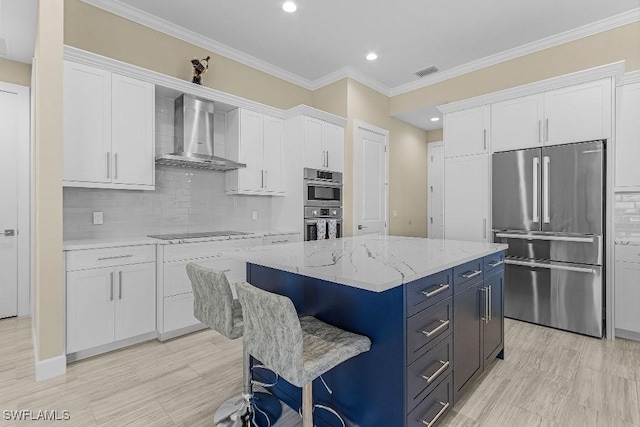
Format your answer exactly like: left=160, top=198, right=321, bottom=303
left=614, top=193, right=640, bottom=238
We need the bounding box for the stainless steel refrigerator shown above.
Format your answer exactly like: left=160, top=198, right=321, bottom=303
left=492, top=140, right=604, bottom=337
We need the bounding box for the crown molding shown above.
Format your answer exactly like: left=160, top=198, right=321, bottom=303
left=390, top=8, right=640, bottom=97
left=310, top=66, right=392, bottom=96
left=285, top=105, right=347, bottom=127
left=437, top=61, right=625, bottom=114
left=618, top=70, right=640, bottom=86
left=81, top=0, right=315, bottom=90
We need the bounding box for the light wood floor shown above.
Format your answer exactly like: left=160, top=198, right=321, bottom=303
left=1, top=317, right=639, bottom=426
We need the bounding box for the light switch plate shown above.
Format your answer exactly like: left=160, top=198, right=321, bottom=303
left=251, top=211, right=258, bottom=220
left=93, top=211, right=104, bottom=225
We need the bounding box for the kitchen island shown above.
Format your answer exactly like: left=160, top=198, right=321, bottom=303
left=232, top=235, right=507, bottom=427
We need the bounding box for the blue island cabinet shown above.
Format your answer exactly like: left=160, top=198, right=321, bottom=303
left=247, top=250, right=505, bottom=427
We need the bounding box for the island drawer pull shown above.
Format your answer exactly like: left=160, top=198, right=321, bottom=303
left=421, top=284, right=450, bottom=298
left=421, top=360, right=450, bottom=384
left=422, top=320, right=449, bottom=337
left=461, top=270, right=482, bottom=279
left=488, top=260, right=503, bottom=267
left=98, top=255, right=134, bottom=261
left=421, top=401, right=449, bottom=427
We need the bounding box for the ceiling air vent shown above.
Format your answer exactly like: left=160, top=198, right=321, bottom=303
left=414, top=66, right=439, bottom=78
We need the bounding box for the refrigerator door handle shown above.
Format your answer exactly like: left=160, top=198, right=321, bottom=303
left=494, top=233, right=594, bottom=243
left=543, top=156, right=550, bottom=223
left=504, top=259, right=596, bottom=274
left=533, top=157, right=539, bottom=223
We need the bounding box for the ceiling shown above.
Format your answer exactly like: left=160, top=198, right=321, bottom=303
left=0, top=0, right=37, bottom=64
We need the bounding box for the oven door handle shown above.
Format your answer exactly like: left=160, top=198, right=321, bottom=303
left=504, top=259, right=596, bottom=274
left=305, top=180, right=343, bottom=188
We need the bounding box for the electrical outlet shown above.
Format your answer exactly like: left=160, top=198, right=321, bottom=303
left=93, top=211, right=104, bottom=225
left=251, top=211, right=258, bottom=220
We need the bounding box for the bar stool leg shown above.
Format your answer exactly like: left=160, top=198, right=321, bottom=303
left=302, top=383, right=313, bottom=427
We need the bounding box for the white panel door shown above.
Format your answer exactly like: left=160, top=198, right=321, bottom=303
left=111, top=74, right=154, bottom=186
left=237, top=109, right=264, bottom=191
left=114, top=263, right=156, bottom=341
left=0, top=90, right=18, bottom=318
left=444, top=105, right=489, bottom=158
left=354, top=123, right=387, bottom=236
left=323, top=123, right=344, bottom=172
left=615, top=83, right=640, bottom=188
left=262, top=115, right=285, bottom=193
left=304, top=117, right=324, bottom=170
left=427, top=143, right=445, bottom=239
left=66, top=268, right=115, bottom=353
left=615, top=261, right=640, bottom=333
left=544, top=79, right=612, bottom=145
left=63, top=61, right=112, bottom=183
left=444, top=154, right=490, bottom=242
left=491, top=94, right=544, bottom=152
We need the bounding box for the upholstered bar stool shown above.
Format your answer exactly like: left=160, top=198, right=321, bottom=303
left=186, top=263, right=281, bottom=427
left=236, top=281, right=372, bottom=427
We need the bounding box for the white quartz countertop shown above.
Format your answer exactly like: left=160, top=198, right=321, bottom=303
left=63, top=230, right=300, bottom=251
left=229, top=235, right=508, bottom=293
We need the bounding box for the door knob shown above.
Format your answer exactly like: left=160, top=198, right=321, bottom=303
left=358, top=225, right=368, bottom=230
left=3, top=229, right=15, bottom=237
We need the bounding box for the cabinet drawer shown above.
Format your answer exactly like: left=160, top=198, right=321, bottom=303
left=616, top=245, right=640, bottom=263
left=163, top=293, right=202, bottom=332
left=483, top=252, right=505, bottom=277
left=407, top=373, right=452, bottom=427
left=66, top=245, right=156, bottom=271
left=262, top=233, right=301, bottom=246
left=407, top=297, right=452, bottom=364
left=407, top=335, right=452, bottom=413
left=163, top=257, right=246, bottom=297
left=453, top=258, right=483, bottom=292
left=406, top=270, right=452, bottom=317
left=163, top=237, right=261, bottom=262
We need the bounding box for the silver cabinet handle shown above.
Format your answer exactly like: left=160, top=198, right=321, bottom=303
left=504, top=259, right=596, bottom=274
left=538, top=120, right=541, bottom=143
left=495, top=233, right=594, bottom=243
left=326, top=151, right=329, bottom=168
left=97, top=255, right=134, bottom=261
left=543, top=156, right=550, bottom=223
left=421, top=360, right=450, bottom=384
left=488, top=260, right=503, bottom=267
left=264, top=170, right=268, bottom=189
left=488, top=285, right=492, bottom=321
left=118, top=271, right=123, bottom=300
left=421, top=401, right=449, bottom=427
left=106, top=152, right=110, bottom=179
left=421, top=283, right=450, bottom=298
left=358, top=225, right=368, bottom=230
left=533, top=157, right=540, bottom=223
left=545, top=118, right=549, bottom=142
left=483, top=129, right=487, bottom=150
left=3, top=229, right=15, bottom=237
left=261, top=170, right=264, bottom=188
left=270, top=240, right=289, bottom=244
left=114, top=153, right=118, bottom=180
left=462, top=270, right=482, bottom=279
left=480, top=287, right=489, bottom=323
left=483, top=219, right=487, bottom=240
left=110, top=271, right=114, bottom=301
left=422, top=319, right=450, bottom=337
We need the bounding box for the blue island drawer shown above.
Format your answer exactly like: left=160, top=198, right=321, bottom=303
left=453, top=258, right=483, bottom=292
left=407, top=297, right=452, bottom=364
left=407, top=334, right=452, bottom=413
left=483, top=252, right=505, bottom=277
left=406, top=373, right=452, bottom=427
left=406, top=270, right=452, bottom=317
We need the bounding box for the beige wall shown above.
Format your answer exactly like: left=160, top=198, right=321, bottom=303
left=426, top=129, right=443, bottom=143
left=34, top=0, right=64, bottom=361
left=0, top=58, right=31, bottom=86
left=63, top=0, right=312, bottom=110
left=312, top=79, right=348, bottom=118
left=391, top=22, right=640, bottom=115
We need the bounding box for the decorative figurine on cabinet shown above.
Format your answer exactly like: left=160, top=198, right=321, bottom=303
left=191, top=55, right=211, bottom=85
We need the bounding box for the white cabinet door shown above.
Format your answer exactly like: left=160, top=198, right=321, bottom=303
left=111, top=74, right=154, bottom=186
left=323, top=123, right=344, bottom=172
left=491, top=94, right=544, bottom=152
left=615, top=261, right=640, bottom=333
left=114, top=263, right=156, bottom=341
left=444, top=154, right=490, bottom=242
left=262, top=115, right=285, bottom=193
left=304, top=117, right=324, bottom=170
left=66, top=268, right=115, bottom=353
left=544, top=79, right=612, bottom=145
left=444, top=106, right=490, bottom=158
left=237, top=109, right=264, bottom=191
left=63, top=61, right=112, bottom=184
left=615, top=83, right=640, bottom=188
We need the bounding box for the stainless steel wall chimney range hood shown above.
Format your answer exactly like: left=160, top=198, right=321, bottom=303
left=155, top=94, right=246, bottom=171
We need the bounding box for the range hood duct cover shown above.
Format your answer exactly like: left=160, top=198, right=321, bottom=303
left=155, top=94, right=246, bottom=171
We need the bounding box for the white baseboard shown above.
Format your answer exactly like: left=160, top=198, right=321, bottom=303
left=158, top=323, right=207, bottom=341
left=615, top=328, right=640, bottom=342
left=66, top=331, right=157, bottom=362
left=32, top=325, right=67, bottom=381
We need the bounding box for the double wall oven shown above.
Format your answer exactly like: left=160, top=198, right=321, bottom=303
left=304, top=168, right=343, bottom=241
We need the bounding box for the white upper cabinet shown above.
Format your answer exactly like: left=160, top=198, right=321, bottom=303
left=226, top=108, right=285, bottom=195
left=444, top=105, right=490, bottom=158
left=543, top=79, right=612, bottom=145
left=491, top=94, right=544, bottom=152
left=615, top=82, right=640, bottom=189
left=303, top=116, right=344, bottom=172
left=63, top=60, right=155, bottom=190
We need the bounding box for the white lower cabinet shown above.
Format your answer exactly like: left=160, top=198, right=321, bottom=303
left=615, top=245, right=640, bottom=337
left=66, top=251, right=156, bottom=355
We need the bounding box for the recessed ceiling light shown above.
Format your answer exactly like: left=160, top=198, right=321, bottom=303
left=430, top=117, right=440, bottom=122
left=366, top=53, right=378, bottom=61
left=282, top=1, right=297, bottom=12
